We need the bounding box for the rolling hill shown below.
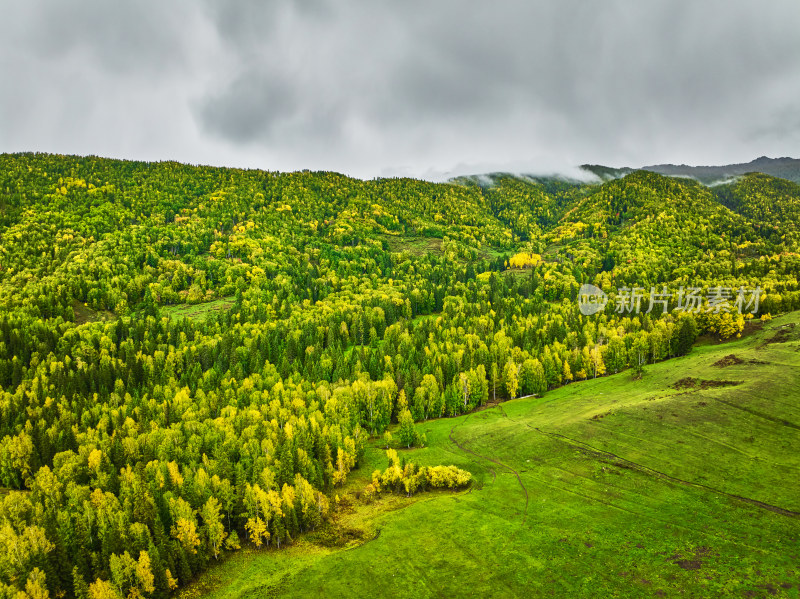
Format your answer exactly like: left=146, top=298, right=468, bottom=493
left=581, top=156, right=800, bottom=185
left=1, top=153, right=799, bottom=599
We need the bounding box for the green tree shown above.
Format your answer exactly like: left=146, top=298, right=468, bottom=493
left=398, top=409, right=418, bottom=449
left=503, top=360, right=519, bottom=399
left=200, top=497, right=227, bottom=560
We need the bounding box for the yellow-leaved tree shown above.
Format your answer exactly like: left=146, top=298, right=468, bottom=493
left=508, top=252, right=541, bottom=269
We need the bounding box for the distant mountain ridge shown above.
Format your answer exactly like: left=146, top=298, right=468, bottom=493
left=581, top=156, right=800, bottom=185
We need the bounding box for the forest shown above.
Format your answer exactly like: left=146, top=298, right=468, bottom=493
left=1, top=153, right=799, bottom=599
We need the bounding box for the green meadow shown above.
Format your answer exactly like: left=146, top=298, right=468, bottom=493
left=183, top=312, right=800, bottom=599
left=161, top=296, right=237, bottom=322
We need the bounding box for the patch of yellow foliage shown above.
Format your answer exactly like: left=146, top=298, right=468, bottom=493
left=508, top=252, right=541, bottom=269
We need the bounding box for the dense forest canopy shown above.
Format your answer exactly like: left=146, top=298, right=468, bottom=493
left=1, top=153, right=799, bottom=599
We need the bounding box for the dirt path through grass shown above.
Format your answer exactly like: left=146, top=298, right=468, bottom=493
left=448, top=416, right=530, bottom=524
left=532, top=426, right=800, bottom=518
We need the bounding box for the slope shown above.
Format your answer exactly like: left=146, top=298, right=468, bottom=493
left=185, top=310, right=800, bottom=599
left=713, top=173, right=800, bottom=247
left=641, top=156, right=800, bottom=185
left=543, top=170, right=779, bottom=291
left=581, top=156, right=800, bottom=185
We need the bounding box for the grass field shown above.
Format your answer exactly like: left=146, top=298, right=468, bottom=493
left=160, top=296, right=236, bottom=322
left=381, top=234, right=444, bottom=257
left=72, top=300, right=115, bottom=325
left=182, top=312, right=800, bottom=598
left=379, top=234, right=506, bottom=262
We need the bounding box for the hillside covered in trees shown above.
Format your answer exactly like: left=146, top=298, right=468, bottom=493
left=1, top=153, right=799, bottom=599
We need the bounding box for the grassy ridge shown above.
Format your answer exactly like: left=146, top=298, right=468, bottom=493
left=185, top=313, right=800, bottom=598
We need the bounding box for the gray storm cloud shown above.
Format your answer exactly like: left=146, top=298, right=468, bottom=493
left=1, top=0, right=799, bottom=179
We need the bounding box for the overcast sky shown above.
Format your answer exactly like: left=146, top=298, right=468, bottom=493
left=2, top=0, right=799, bottom=180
